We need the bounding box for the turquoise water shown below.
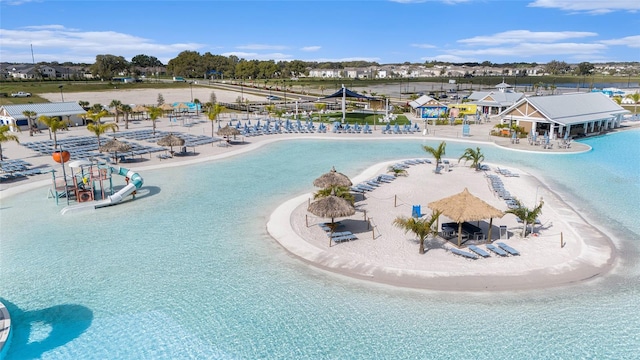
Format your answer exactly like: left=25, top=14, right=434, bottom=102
left=1, top=130, right=639, bottom=359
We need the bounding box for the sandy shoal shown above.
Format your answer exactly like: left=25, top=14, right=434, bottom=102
left=2, top=88, right=618, bottom=292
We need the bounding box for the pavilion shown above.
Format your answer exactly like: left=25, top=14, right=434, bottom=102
left=498, top=92, right=629, bottom=139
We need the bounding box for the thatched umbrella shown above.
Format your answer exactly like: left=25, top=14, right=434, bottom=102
left=99, top=138, right=132, bottom=164
left=157, top=133, right=185, bottom=153
left=159, top=103, right=174, bottom=111
left=428, top=188, right=504, bottom=246
left=132, top=104, right=148, bottom=113
left=313, top=166, right=352, bottom=188
left=217, top=125, right=241, bottom=143
left=308, top=193, right=355, bottom=246
left=174, top=102, right=190, bottom=113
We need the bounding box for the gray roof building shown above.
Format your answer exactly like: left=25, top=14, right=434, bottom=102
left=0, top=102, right=86, bottom=128
left=500, top=92, right=628, bottom=138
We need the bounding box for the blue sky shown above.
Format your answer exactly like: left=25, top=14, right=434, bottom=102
left=1, top=0, right=639, bottom=65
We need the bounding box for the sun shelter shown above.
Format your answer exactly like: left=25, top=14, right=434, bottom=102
left=157, top=133, right=185, bottom=153
left=99, top=138, right=132, bottom=164
left=313, top=166, right=352, bottom=188
left=428, top=188, right=504, bottom=246
left=321, top=85, right=375, bottom=123
left=307, top=193, right=356, bottom=246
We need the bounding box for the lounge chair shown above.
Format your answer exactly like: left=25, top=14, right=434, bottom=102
left=497, top=242, right=520, bottom=256
left=486, top=244, right=508, bottom=256
left=450, top=248, right=478, bottom=260
left=468, top=245, right=490, bottom=258
left=333, top=233, right=357, bottom=242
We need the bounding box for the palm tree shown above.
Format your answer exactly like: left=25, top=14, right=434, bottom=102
left=109, top=99, right=123, bottom=123
left=206, top=103, right=226, bottom=138
left=193, top=98, right=201, bottom=116
left=78, top=100, right=90, bottom=110
left=505, top=198, right=544, bottom=237
left=626, top=92, right=640, bottom=115
left=147, top=106, right=163, bottom=135
left=314, top=186, right=355, bottom=205
left=121, top=104, right=132, bottom=130
left=458, top=147, right=485, bottom=170
left=422, top=141, right=446, bottom=171
left=38, top=115, right=67, bottom=148
left=393, top=211, right=441, bottom=254
left=314, top=103, right=326, bottom=122
left=0, top=125, right=20, bottom=161
left=387, top=166, right=407, bottom=177
left=87, top=121, right=119, bottom=147
left=22, top=110, right=37, bottom=136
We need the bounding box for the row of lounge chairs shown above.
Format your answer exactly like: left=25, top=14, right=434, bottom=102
left=496, top=167, right=519, bottom=177
left=486, top=174, right=515, bottom=205
left=449, top=242, right=520, bottom=259
left=318, top=223, right=358, bottom=243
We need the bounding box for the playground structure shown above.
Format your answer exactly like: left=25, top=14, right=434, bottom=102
left=48, top=150, right=144, bottom=213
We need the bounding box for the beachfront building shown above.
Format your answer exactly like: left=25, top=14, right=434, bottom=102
left=0, top=102, right=87, bottom=131
left=499, top=92, right=629, bottom=139
left=408, top=95, right=447, bottom=120
left=467, top=82, right=525, bottom=116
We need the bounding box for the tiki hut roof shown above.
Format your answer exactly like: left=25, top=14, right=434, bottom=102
left=99, top=138, right=132, bottom=153
left=308, top=195, right=355, bottom=220
left=313, top=166, right=352, bottom=188
left=157, top=133, right=185, bottom=147
left=428, top=188, right=504, bottom=222
left=217, top=125, right=241, bottom=136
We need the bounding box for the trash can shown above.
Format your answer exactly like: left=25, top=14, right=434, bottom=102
left=500, top=225, right=508, bottom=239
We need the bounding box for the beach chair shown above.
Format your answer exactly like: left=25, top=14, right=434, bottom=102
left=497, top=242, right=520, bottom=256
left=450, top=248, right=478, bottom=260
left=486, top=244, right=508, bottom=256
left=468, top=245, right=490, bottom=258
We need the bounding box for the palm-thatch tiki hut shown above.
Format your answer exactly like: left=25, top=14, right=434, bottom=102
left=99, top=138, right=132, bottom=163
left=313, top=166, right=353, bottom=188
left=428, top=188, right=504, bottom=246
left=307, top=192, right=355, bottom=247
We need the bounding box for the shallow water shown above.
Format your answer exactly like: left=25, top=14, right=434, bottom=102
left=1, top=129, right=639, bottom=359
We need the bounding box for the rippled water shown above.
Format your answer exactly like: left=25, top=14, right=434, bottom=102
left=1, top=129, right=639, bottom=359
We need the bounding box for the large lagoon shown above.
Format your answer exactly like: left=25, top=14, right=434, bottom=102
left=1, top=129, right=639, bottom=359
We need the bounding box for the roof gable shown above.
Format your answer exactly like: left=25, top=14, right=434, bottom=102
left=0, top=102, right=86, bottom=120
left=502, top=92, right=628, bottom=125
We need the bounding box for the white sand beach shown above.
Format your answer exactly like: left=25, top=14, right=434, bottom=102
left=0, top=87, right=620, bottom=291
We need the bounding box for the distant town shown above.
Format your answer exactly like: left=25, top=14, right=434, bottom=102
left=2, top=54, right=639, bottom=82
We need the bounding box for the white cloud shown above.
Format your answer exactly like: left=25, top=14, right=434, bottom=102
left=301, top=46, right=321, bottom=52
left=236, top=44, right=287, bottom=51
left=459, top=30, right=597, bottom=46
left=411, top=43, right=436, bottom=49
left=528, top=0, right=640, bottom=14
left=440, top=42, right=608, bottom=59
left=0, top=26, right=204, bottom=63
left=600, top=35, right=640, bottom=48
left=221, top=51, right=293, bottom=61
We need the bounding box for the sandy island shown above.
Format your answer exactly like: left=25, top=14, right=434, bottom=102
left=0, top=87, right=622, bottom=292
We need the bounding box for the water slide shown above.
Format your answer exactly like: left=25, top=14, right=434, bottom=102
left=94, top=166, right=144, bottom=208
left=61, top=165, right=143, bottom=214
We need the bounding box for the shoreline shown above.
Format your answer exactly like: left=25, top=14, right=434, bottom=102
left=267, top=160, right=617, bottom=292
left=0, top=89, right=629, bottom=292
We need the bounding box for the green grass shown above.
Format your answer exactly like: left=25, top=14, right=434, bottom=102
left=0, top=81, right=193, bottom=106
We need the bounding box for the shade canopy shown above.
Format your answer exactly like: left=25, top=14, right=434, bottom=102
left=308, top=195, right=355, bottom=221
left=174, top=102, right=189, bottom=110
left=428, top=188, right=504, bottom=246
left=159, top=103, right=174, bottom=111
left=313, top=166, right=352, bottom=188
left=99, top=138, right=132, bottom=153
left=321, top=87, right=375, bottom=100
left=68, top=159, right=92, bottom=168
left=132, top=105, right=149, bottom=112
left=217, top=125, right=241, bottom=136
left=157, top=133, right=185, bottom=147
